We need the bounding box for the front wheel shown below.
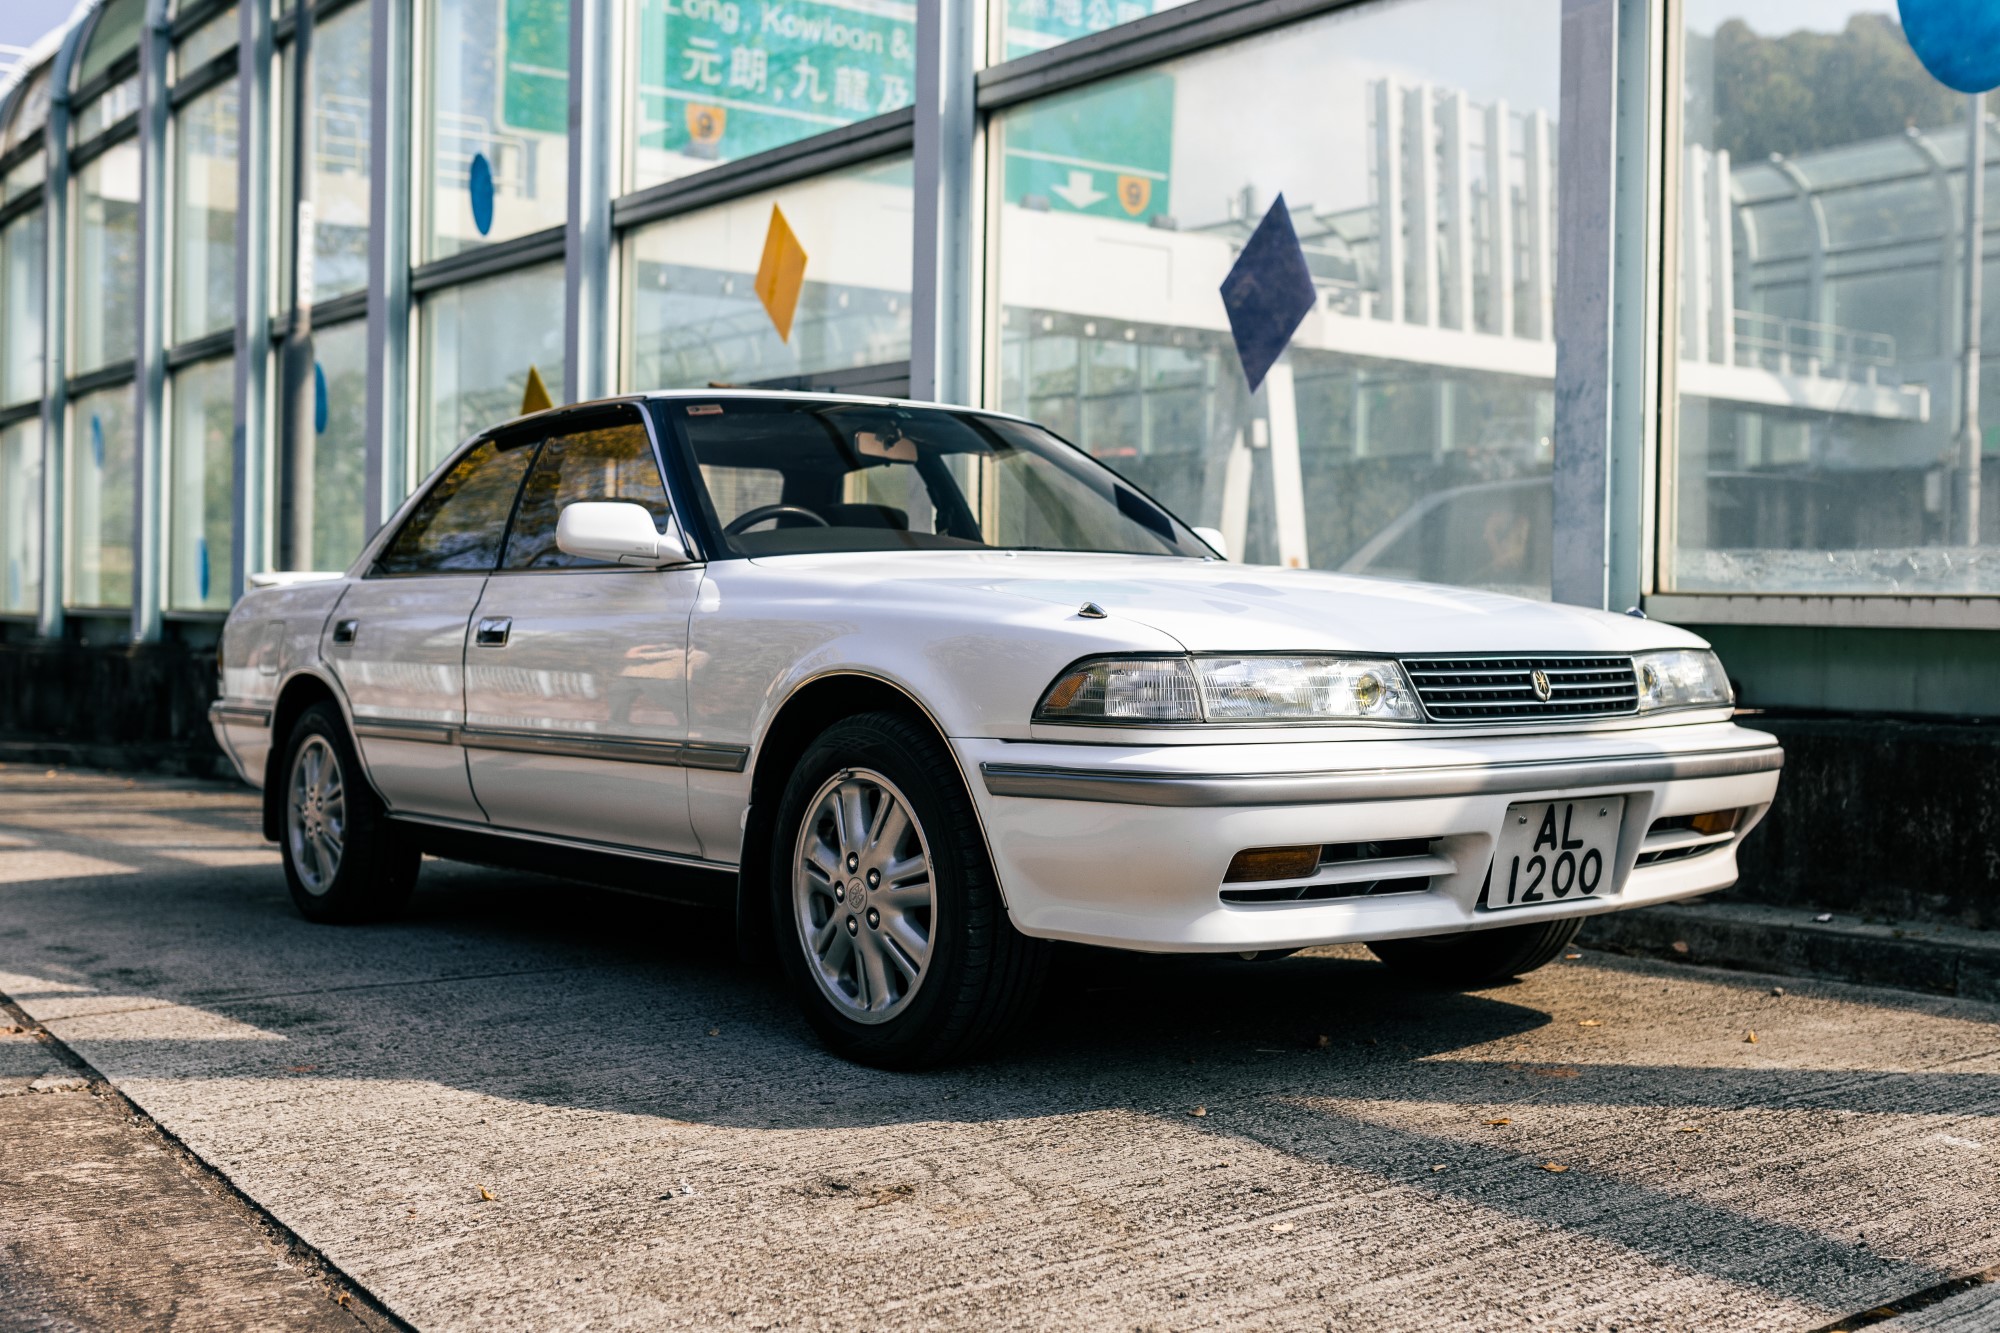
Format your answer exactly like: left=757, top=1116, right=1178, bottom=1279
left=1368, top=917, right=1581, bottom=988
left=771, top=711, right=1049, bottom=1068
left=279, top=702, right=420, bottom=924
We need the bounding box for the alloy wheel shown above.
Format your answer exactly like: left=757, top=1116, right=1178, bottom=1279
left=287, top=734, right=346, bottom=896
left=792, top=767, right=937, bottom=1024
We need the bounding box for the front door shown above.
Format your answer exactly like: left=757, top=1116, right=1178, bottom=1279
left=461, top=406, right=705, bottom=857
left=327, top=434, right=539, bottom=821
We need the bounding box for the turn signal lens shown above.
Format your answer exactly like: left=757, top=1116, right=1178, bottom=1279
left=1689, top=809, right=1740, bottom=836
left=1224, top=845, right=1324, bottom=884
left=1034, top=658, right=1203, bottom=722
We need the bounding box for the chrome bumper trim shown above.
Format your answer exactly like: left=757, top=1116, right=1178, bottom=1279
left=208, top=702, right=273, bottom=727
left=979, top=744, right=1785, bottom=807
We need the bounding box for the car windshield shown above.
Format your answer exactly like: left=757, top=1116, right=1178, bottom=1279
left=664, top=399, right=1214, bottom=560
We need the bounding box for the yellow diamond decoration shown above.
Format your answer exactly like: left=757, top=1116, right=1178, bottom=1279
left=754, top=205, right=808, bottom=343
left=520, top=364, right=553, bottom=416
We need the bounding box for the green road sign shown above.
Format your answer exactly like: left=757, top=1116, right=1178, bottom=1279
left=635, top=0, right=916, bottom=163
left=503, top=0, right=572, bottom=136
left=1000, top=70, right=1174, bottom=225
left=1001, top=0, right=1177, bottom=61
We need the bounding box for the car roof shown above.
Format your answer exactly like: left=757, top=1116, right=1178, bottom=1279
left=497, top=389, right=1038, bottom=433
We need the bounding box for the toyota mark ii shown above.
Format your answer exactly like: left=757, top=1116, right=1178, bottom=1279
left=210, top=392, right=1783, bottom=1066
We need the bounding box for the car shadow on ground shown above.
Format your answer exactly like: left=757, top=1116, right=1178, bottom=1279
left=3, top=770, right=1998, bottom=1315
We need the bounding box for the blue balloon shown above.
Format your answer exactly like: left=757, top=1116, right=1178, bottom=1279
left=313, top=362, right=328, bottom=434
left=1900, top=0, right=2000, bottom=94
left=469, top=152, right=495, bottom=236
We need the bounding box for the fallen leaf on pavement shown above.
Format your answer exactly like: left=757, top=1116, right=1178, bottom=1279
left=1577, top=1020, right=1602, bottom=1027
left=1269, top=1222, right=1296, bottom=1234
left=1670, top=940, right=1690, bottom=954
left=1190, top=1106, right=1208, bottom=1118
left=1675, top=1126, right=1702, bottom=1134
left=477, top=1186, right=496, bottom=1202
left=1431, top=1164, right=1448, bottom=1172
left=1540, top=1162, right=1570, bottom=1173
left=1563, top=952, right=1582, bottom=960
left=707, top=1028, right=720, bottom=1037
left=1744, top=1030, right=1758, bottom=1044
left=1484, top=1118, right=1512, bottom=1127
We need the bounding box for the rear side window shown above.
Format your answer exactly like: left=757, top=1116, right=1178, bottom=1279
left=502, top=416, right=675, bottom=570
left=373, top=437, right=536, bottom=575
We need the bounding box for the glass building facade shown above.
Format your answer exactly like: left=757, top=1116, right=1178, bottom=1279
left=0, top=0, right=1993, bottom=653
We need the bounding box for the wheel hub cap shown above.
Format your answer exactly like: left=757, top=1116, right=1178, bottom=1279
left=286, top=735, right=347, bottom=896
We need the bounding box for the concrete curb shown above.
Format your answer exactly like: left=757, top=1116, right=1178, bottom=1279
left=1580, top=900, right=2000, bottom=1003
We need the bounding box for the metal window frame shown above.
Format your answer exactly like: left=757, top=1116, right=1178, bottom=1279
left=409, top=224, right=565, bottom=295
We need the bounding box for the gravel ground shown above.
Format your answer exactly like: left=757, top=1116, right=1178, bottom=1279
left=1, top=763, right=1997, bottom=1331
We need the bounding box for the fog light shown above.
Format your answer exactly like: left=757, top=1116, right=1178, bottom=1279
left=1689, top=809, right=1740, bottom=836
left=1223, top=845, right=1323, bottom=883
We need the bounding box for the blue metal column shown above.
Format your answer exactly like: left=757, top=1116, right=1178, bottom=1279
left=130, top=0, right=171, bottom=642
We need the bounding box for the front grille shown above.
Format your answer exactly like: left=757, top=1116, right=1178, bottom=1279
left=1401, top=655, right=1639, bottom=722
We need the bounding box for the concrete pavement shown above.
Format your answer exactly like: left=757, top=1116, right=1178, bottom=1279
left=1, top=763, right=1998, bottom=1331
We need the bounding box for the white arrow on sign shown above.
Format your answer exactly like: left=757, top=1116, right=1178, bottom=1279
left=1050, top=169, right=1108, bottom=210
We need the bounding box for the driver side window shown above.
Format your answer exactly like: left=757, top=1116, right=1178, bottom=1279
left=501, top=413, right=675, bottom=570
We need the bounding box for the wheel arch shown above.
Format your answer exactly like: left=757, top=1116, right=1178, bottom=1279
left=736, top=671, right=989, bottom=963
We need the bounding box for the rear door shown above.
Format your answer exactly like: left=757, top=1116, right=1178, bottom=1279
left=460, top=405, right=706, bottom=856
left=326, top=434, right=536, bottom=821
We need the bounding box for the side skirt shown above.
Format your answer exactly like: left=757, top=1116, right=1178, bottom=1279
left=391, top=818, right=739, bottom=910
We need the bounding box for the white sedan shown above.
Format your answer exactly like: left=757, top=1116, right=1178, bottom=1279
left=211, top=392, right=1782, bottom=1066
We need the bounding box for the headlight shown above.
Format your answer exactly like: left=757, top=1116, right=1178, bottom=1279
left=1035, top=656, right=1421, bottom=724
left=1634, top=649, right=1733, bottom=712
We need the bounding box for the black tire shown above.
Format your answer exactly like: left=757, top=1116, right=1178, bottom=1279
left=1368, top=917, right=1582, bottom=988
left=277, top=701, right=420, bottom=924
left=770, top=710, right=1049, bottom=1068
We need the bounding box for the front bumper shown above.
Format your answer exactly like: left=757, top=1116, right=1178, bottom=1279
left=956, top=721, right=1782, bottom=953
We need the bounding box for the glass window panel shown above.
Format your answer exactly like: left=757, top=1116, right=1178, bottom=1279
left=3, top=150, right=47, bottom=205
left=303, top=319, right=369, bottom=570
left=501, top=413, right=669, bottom=568
left=626, top=157, right=912, bottom=390
left=2, top=64, right=54, bottom=156
left=0, top=418, right=40, bottom=614
left=309, top=2, right=372, bottom=301
left=174, top=5, right=239, bottom=79
left=375, top=435, right=537, bottom=574
left=996, top=0, right=1194, bottom=63
left=626, top=0, right=916, bottom=193
left=172, top=82, right=239, bottom=343
left=421, top=0, right=570, bottom=260
left=67, top=382, right=136, bottom=608
left=77, top=0, right=145, bottom=88
left=417, top=261, right=565, bottom=479
left=167, top=356, right=234, bottom=610
left=1672, top=4, right=1999, bottom=593
left=74, top=74, right=141, bottom=142
left=73, top=139, right=141, bottom=373
left=993, top=0, right=1560, bottom=592
left=2, top=209, right=46, bottom=406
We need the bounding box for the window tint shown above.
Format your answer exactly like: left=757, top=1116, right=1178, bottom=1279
left=374, top=437, right=535, bottom=575
left=502, top=418, right=674, bottom=570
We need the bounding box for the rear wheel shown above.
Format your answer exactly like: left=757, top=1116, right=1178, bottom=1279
left=279, top=702, right=419, bottom=924
left=1368, top=917, right=1581, bottom=988
left=771, top=711, right=1049, bottom=1068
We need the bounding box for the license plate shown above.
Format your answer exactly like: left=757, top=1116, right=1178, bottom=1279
left=1487, top=798, right=1625, bottom=910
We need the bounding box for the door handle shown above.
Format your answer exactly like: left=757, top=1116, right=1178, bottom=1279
left=475, top=616, right=512, bottom=647
left=332, top=619, right=357, bottom=645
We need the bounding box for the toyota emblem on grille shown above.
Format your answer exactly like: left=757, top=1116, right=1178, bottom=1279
left=1531, top=668, right=1553, bottom=702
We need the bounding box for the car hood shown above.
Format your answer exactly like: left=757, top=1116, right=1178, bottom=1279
left=745, top=551, right=1704, bottom=656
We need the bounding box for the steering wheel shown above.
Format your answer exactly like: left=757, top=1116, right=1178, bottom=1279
left=723, top=503, right=831, bottom=536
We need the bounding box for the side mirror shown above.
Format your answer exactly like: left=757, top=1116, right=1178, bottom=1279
left=555, top=502, right=694, bottom=567
left=1192, top=526, right=1230, bottom=560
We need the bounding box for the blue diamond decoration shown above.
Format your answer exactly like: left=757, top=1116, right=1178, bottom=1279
left=1219, top=194, right=1316, bottom=394
left=1901, top=0, right=2000, bottom=93
left=469, top=152, right=496, bottom=236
